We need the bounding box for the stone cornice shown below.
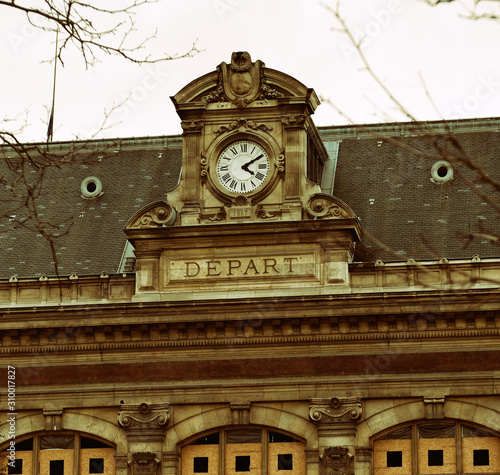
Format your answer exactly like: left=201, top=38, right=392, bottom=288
left=1, top=318, right=499, bottom=355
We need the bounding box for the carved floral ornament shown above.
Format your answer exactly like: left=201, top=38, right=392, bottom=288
left=125, top=201, right=177, bottom=228
left=118, top=403, right=170, bottom=429
left=309, top=397, right=362, bottom=423
left=213, top=118, right=273, bottom=135
left=305, top=194, right=356, bottom=220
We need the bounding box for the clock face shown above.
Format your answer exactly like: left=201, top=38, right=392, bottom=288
left=216, top=140, right=270, bottom=194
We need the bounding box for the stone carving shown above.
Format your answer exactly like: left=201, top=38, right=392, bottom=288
left=181, top=120, right=203, bottom=133
left=424, top=397, right=445, bottom=419
left=43, top=410, right=62, bottom=431
left=281, top=114, right=306, bottom=127
left=320, top=447, right=354, bottom=475
left=213, top=118, right=273, bottom=135
left=230, top=403, right=251, bottom=424
left=200, top=154, right=209, bottom=181
left=277, top=153, right=285, bottom=174
left=309, top=397, right=362, bottom=423
left=126, top=202, right=177, bottom=228
left=203, top=52, right=283, bottom=108
left=256, top=205, right=274, bottom=219
left=208, top=209, right=226, bottom=222
left=305, top=194, right=353, bottom=220
left=118, top=403, right=170, bottom=429
left=127, top=452, right=161, bottom=475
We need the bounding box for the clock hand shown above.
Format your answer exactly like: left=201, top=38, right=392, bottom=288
left=241, top=162, right=254, bottom=175
left=241, top=153, right=264, bottom=175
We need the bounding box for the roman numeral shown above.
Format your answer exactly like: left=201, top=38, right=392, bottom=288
left=219, top=165, right=229, bottom=171
left=221, top=155, right=230, bottom=161
left=229, top=180, right=237, bottom=190
left=240, top=182, right=246, bottom=192
left=240, top=143, right=247, bottom=153
left=255, top=172, right=265, bottom=181
left=258, top=163, right=267, bottom=170
left=230, top=147, right=238, bottom=156
left=221, top=173, right=231, bottom=182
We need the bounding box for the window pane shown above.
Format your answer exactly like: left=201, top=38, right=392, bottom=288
left=418, top=424, right=455, bottom=439
left=8, top=459, right=22, bottom=475
left=193, top=457, right=208, bottom=473
left=193, top=433, right=219, bottom=445
left=235, top=456, right=251, bottom=472
left=387, top=451, right=403, bottom=467
left=428, top=450, right=444, bottom=466
left=49, top=460, right=64, bottom=475
left=41, top=436, right=74, bottom=450
left=473, top=449, right=489, bottom=466
left=226, top=430, right=261, bottom=444
left=277, top=454, right=293, bottom=470
left=89, top=458, right=104, bottom=474
left=81, top=437, right=111, bottom=449
left=269, top=432, right=299, bottom=443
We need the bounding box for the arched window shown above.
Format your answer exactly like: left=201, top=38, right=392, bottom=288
left=373, top=422, right=500, bottom=474
left=181, top=429, right=305, bottom=475
left=1, top=434, right=115, bottom=475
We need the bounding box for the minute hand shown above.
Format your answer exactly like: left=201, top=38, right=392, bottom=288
left=241, top=154, right=264, bottom=175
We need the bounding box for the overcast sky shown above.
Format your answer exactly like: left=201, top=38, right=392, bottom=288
left=2, top=0, right=500, bottom=142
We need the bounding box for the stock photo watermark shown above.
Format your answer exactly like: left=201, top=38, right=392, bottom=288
left=6, top=366, right=17, bottom=470
left=213, top=0, right=244, bottom=20
left=340, top=0, right=403, bottom=62
left=443, top=74, right=500, bottom=119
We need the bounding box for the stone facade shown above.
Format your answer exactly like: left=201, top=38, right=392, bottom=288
left=1, top=53, right=500, bottom=475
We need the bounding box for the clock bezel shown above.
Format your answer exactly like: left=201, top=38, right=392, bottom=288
left=206, top=131, right=282, bottom=204
left=216, top=140, right=270, bottom=195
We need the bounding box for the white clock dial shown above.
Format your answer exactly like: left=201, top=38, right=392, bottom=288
left=216, top=140, right=270, bottom=194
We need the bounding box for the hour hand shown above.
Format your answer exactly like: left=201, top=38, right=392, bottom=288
left=241, top=162, right=254, bottom=175
left=241, top=154, right=263, bottom=175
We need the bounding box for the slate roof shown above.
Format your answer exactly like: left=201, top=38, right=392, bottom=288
left=0, top=117, right=499, bottom=279
left=0, top=136, right=182, bottom=278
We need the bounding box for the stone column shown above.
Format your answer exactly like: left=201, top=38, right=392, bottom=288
left=180, top=120, right=203, bottom=225
left=354, top=447, right=373, bottom=475
left=118, top=403, right=170, bottom=475
left=281, top=114, right=307, bottom=220
left=309, top=397, right=363, bottom=475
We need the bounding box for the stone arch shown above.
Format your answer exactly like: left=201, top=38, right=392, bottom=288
left=63, top=411, right=127, bottom=452
left=0, top=412, right=126, bottom=453
left=356, top=398, right=500, bottom=446
left=166, top=405, right=318, bottom=451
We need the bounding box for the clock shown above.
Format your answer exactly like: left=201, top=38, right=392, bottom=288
left=216, top=140, right=270, bottom=194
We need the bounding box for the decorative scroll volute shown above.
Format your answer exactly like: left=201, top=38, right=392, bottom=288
left=309, top=397, right=362, bottom=423
left=125, top=201, right=177, bottom=228
left=320, top=447, right=354, bottom=475
left=118, top=403, right=170, bottom=429
left=305, top=194, right=357, bottom=220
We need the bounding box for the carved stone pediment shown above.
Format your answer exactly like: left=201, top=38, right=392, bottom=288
left=309, top=397, right=362, bottom=424
left=201, top=51, right=284, bottom=108
left=125, top=202, right=177, bottom=228
left=320, top=447, right=354, bottom=475
left=305, top=194, right=357, bottom=220
left=118, top=403, right=170, bottom=429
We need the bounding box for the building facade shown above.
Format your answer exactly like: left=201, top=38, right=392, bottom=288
left=1, top=52, right=500, bottom=475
